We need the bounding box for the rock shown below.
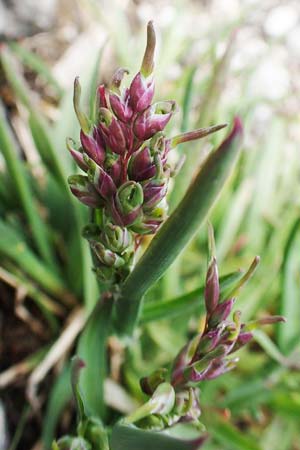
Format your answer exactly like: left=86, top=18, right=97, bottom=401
left=0, top=0, right=58, bottom=40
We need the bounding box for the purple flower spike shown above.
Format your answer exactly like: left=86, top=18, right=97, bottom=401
left=130, top=72, right=155, bottom=113
left=68, top=20, right=242, bottom=291
left=205, top=257, right=220, bottom=315
left=133, top=101, right=176, bottom=141
left=80, top=130, right=105, bottom=166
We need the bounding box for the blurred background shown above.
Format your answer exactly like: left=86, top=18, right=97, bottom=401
left=0, top=0, right=300, bottom=449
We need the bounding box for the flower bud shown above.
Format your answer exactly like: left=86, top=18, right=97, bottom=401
left=110, top=89, right=133, bottom=122
left=109, top=68, right=133, bottom=122
left=108, top=158, right=122, bottom=186
left=230, top=331, right=253, bottom=353
left=66, top=138, right=88, bottom=172
left=208, top=298, right=235, bottom=328
left=133, top=101, right=176, bottom=141
left=129, top=72, right=155, bottom=113
left=221, top=311, right=241, bottom=348
left=125, top=382, right=175, bottom=424
left=204, top=257, right=220, bottom=315
left=111, top=181, right=144, bottom=227
left=80, top=129, right=105, bottom=166
left=143, top=179, right=168, bottom=210
left=196, top=329, right=222, bottom=356
left=144, top=197, right=168, bottom=221
left=86, top=158, right=116, bottom=199
left=97, top=84, right=108, bottom=108
left=183, top=345, right=228, bottom=385
left=204, top=357, right=239, bottom=380
left=171, top=335, right=202, bottom=386
left=128, top=146, right=156, bottom=181
left=102, top=223, right=133, bottom=253
left=91, top=242, right=125, bottom=268
left=129, top=21, right=156, bottom=111
left=111, top=67, right=129, bottom=92
left=68, top=175, right=102, bottom=208
left=130, top=218, right=162, bottom=235
left=246, top=315, right=286, bottom=329
left=141, top=21, right=156, bottom=77
left=150, top=382, right=175, bottom=415
left=98, top=108, right=128, bottom=154
left=174, top=388, right=201, bottom=419
left=73, top=77, right=90, bottom=134
left=170, top=123, right=227, bottom=148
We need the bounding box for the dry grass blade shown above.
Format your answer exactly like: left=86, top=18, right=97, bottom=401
left=0, top=267, right=65, bottom=317
left=27, top=308, right=86, bottom=411
left=104, top=379, right=138, bottom=414
left=15, top=286, right=47, bottom=338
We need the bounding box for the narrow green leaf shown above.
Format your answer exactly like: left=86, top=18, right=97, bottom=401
left=0, top=47, right=32, bottom=109
left=114, top=119, right=243, bottom=335
left=0, top=102, right=56, bottom=269
left=7, top=406, right=30, bottom=450
left=219, top=367, right=285, bottom=411
left=269, top=390, right=300, bottom=419
left=204, top=413, right=262, bottom=450
left=8, top=41, right=63, bottom=97
left=0, top=47, right=70, bottom=184
left=169, top=66, right=197, bottom=212
left=1, top=48, right=97, bottom=307
left=141, top=271, right=242, bottom=324
left=196, top=34, right=234, bottom=127
left=42, top=365, right=72, bottom=450
left=169, top=36, right=234, bottom=211
left=0, top=219, right=69, bottom=298
left=88, top=43, right=107, bottom=122
left=110, top=423, right=207, bottom=450
left=278, top=218, right=300, bottom=353
left=181, top=66, right=197, bottom=133
left=28, top=111, right=69, bottom=186
left=77, top=295, right=114, bottom=419
left=253, top=330, right=286, bottom=366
